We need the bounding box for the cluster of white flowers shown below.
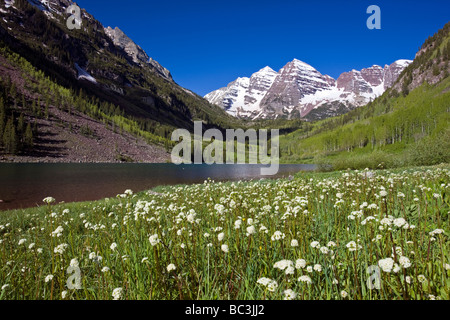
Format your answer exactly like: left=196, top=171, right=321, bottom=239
left=399, top=256, right=412, bottom=268
left=273, top=260, right=295, bottom=275
left=298, top=275, right=312, bottom=284
left=167, top=264, right=176, bottom=272
left=429, top=229, right=445, bottom=236
left=393, top=217, right=409, bottom=229
left=348, top=210, right=363, bottom=220
left=112, top=288, right=123, bottom=300
left=378, top=258, right=395, bottom=272
left=270, top=231, right=285, bottom=241
left=378, top=254, right=412, bottom=273
left=310, top=241, right=320, bottom=249
left=346, top=241, right=362, bottom=252
left=54, top=243, right=68, bottom=255
left=51, top=226, right=64, bottom=238
left=257, top=277, right=278, bottom=292
left=149, top=234, right=160, bottom=246
left=89, top=252, right=103, bottom=263
left=295, top=259, right=307, bottom=269
left=283, top=289, right=297, bottom=300
left=43, top=197, right=55, bottom=204
left=246, top=225, right=256, bottom=236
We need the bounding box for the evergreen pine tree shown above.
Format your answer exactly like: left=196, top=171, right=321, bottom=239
left=17, top=113, right=25, bottom=136
left=10, top=121, right=17, bottom=154
left=0, top=98, right=5, bottom=142
left=32, top=100, right=37, bottom=116
left=24, top=122, right=33, bottom=150
left=45, top=102, right=49, bottom=120
left=2, top=118, right=12, bottom=153
left=21, top=94, right=26, bottom=109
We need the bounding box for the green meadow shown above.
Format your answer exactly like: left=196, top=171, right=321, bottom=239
left=0, top=164, right=449, bottom=300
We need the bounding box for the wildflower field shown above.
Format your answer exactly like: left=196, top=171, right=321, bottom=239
left=0, top=165, right=449, bottom=300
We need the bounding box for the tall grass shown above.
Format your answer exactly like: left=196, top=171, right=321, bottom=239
left=0, top=165, right=449, bottom=300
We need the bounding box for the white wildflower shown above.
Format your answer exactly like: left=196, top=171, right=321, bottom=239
left=310, top=241, right=320, bottom=249
left=327, top=241, right=337, bottom=247
left=54, top=243, right=68, bottom=255
left=43, top=197, right=55, bottom=204
left=246, top=226, right=256, bottom=236
left=283, top=289, right=297, bottom=300
left=271, top=231, right=285, bottom=241
left=399, top=256, right=412, bottom=268
left=267, top=280, right=278, bottom=292
left=70, top=259, right=79, bottom=267
left=295, top=259, right=307, bottom=269
left=298, top=275, right=312, bottom=284
left=273, top=260, right=294, bottom=271
left=378, top=258, right=395, bottom=272
left=257, top=277, right=274, bottom=287
left=346, top=241, right=361, bottom=252
left=112, top=288, right=123, bottom=300
left=149, top=234, right=160, bottom=246
left=167, top=264, right=176, bottom=272
left=429, top=229, right=445, bottom=236
left=51, top=226, right=64, bottom=237
left=393, top=218, right=407, bottom=228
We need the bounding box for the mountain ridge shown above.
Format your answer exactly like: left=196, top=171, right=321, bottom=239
left=205, top=58, right=412, bottom=121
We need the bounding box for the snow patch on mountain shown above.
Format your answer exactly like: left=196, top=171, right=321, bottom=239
left=75, top=63, right=97, bottom=84
left=4, top=0, right=14, bottom=8
left=27, top=0, right=49, bottom=11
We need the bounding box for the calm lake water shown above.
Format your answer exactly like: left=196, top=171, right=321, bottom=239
left=0, top=163, right=316, bottom=211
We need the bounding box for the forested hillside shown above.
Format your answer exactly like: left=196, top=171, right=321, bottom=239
left=0, top=0, right=247, bottom=161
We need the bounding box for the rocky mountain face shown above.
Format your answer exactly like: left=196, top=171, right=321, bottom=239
left=392, top=22, right=450, bottom=95
left=205, top=59, right=412, bottom=120
left=104, top=26, right=172, bottom=81
left=205, top=66, right=278, bottom=118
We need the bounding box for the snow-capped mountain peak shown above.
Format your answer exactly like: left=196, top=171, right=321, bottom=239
left=205, top=58, right=412, bottom=120
left=204, top=66, right=278, bottom=118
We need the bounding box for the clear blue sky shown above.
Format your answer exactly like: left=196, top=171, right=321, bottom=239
left=75, top=0, right=450, bottom=96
